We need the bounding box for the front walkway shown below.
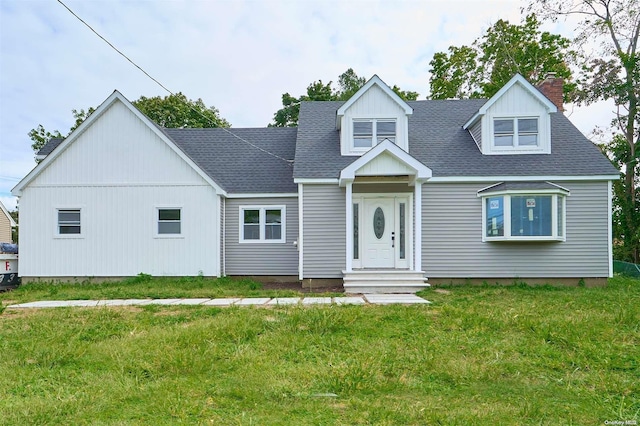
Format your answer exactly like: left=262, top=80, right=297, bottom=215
left=6, top=294, right=430, bottom=309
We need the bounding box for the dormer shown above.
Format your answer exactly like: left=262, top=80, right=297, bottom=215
left=463, top=74, right=557, bottom=155
left=337, top=75, right=413, bottom=156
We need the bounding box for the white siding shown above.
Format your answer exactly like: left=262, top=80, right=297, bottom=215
left=341, top=84, right=409, bottom=154
left=19, top=185, right=218, bottom=277
left=30, top=101, right=207, bottom=186
left=18, top=99, right=219, bottom=278
left=224, top=197, right=298, bottom=276
left=302, top=185, right=345, bottom=278
left=356, top=153, right=415, bottom=176
left=482, top=82, right=551, bottom=155
left=489, top=83, right=547, bottom=114
left=422, top=182, right=610, bottom=278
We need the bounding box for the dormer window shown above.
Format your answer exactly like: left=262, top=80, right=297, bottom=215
left=353, top=119, right=396, bottom=150
left=493, top=118, right=539, bottom=148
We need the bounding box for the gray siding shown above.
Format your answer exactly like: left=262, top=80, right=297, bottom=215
left=422, top=182, right=610, bottom=278
left=225, top=197, right=298, bottom=275
left=303, top=184, right=346, bottom=278
left=469, top=121, right=482, bottom=150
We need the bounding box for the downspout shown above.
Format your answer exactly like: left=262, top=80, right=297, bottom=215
left=222, top=196, right=226, bottom=277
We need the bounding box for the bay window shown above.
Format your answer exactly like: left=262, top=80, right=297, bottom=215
left=480, top=184, right=568, bottom=241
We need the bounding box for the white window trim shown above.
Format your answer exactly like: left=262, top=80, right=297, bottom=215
left=155, top=206, right=184, bottom=239
left=239, top=205, right=286, bottom=244
left=480, top=192, right=567, bottom=242
left=492, top=116, right=541, bottom=150
left=350, top=118, right=397, bottom=154
left=55, top=207, right=83, bottom=239
left=484, top=113, right=551, bottom=155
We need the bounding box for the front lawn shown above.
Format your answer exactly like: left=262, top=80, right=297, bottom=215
left=0, top=276, right=638, bottom=424
left=0, top=275, right=323, bottom=304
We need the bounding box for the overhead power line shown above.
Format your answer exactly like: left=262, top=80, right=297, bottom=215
left=57, top=0, right=293, bottom=166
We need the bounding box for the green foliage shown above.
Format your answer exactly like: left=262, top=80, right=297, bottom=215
left=530, top=0, right=639, bottom=262
left=428, top=14, right=575, bottom=100
left=0, top=276, right=638, bottom=424
left=132, top=92, right=230, bottom=129
left=27, top=125, right=62, bottom=157
left=28, top=93, right=229, bottom=161
left=9, top=209, right=17, bottom=244
left=271, top=68, right=419, bottom=127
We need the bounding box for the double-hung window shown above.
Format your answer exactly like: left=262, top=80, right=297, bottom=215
left=240, top=206, right=285, bottom=243
left=480, top=185, right=568, bottom=241
left=493, top=118, right=539, bottom=148
left=353, top=119, right=396, bottom=150
left=157, top=208, right=181, bottom=236
left=57, top=209, right=81, bottom=235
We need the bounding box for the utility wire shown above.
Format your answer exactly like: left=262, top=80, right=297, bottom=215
left=57, top=0, right=293, bottom=166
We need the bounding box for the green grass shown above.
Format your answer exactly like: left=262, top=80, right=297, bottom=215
left=0, top=275, right=335, bottom=304
left=1, top=276, right=638, bottom=424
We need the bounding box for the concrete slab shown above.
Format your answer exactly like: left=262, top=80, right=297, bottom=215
left=364, top=294, right=431, bottom=304
left=170, top=298, right=211, bottom=305
left=97, top=299, right=154, bottom=306
left=202, top=298, right=240, bottom=306
left=234, top=298, right=271, bottom=306
left=267, top=297, right=301, bottom=306
left=333, top=297, right=366, bottom=305
left=146, top=299, right=183, bottom=305
left=302, top=297, right=332, bottom=305
left=8, top=300, right=99, bottom=308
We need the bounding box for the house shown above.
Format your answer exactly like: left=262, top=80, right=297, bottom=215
left=0, top=200, right=16, bottom=243
left=12, top=74, right=619, bottom=291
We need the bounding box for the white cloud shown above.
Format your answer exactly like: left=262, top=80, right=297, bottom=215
left=0, top=0, right=617, bottom=209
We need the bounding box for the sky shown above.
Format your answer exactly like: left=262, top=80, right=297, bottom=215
left=0, top=0, right=616, bottom=212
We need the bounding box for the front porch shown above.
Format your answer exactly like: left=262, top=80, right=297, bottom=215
left=339, top=140, right=432, bottom=294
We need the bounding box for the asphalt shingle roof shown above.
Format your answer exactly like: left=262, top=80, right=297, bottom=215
left=477, top=181, right=569, bottom=194
left=164, top=127, right=297, bottom=193
left=37, top=137, right=64, bottom=156
left=293, top=99, right=619, bottom=179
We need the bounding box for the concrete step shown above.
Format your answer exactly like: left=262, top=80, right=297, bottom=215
left=342, top=270, right=429, bottom=294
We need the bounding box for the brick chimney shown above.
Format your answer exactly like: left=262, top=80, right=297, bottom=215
left=536, top=72, right=564, bottom=112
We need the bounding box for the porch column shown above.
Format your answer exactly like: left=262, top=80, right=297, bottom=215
left=345, top=181, right=353, bottom=272
left=414, top=181, right=422, bottom=271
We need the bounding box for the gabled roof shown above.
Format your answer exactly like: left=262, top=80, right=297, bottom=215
left=293, top=99, right=619, bottom=180
left=0, top=200, right=16, bottom=227
left=339, top=139, right=431, bottom=186
left=336, top=75, right=413, bottom=118
left=463, top=74, right=558, bottom=129
left=12, top=91, right=225, bottom=196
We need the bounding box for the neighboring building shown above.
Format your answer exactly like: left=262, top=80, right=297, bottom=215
left=12, top=74, right=618, bottom=290
left=0, top=200, right=17, bottom=243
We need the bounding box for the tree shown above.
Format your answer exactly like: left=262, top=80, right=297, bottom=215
left=428, top=14, right=576, bottom=100
left=133, top=93, right=229, bottom=129
left=28, top=92, right=229, bottom=159
left=270, top=68, right=419, bottom=127
left=529, top=0, right=640, bottom=262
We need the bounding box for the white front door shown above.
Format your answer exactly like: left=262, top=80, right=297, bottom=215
left=363, top=198, right=396, bottom=268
